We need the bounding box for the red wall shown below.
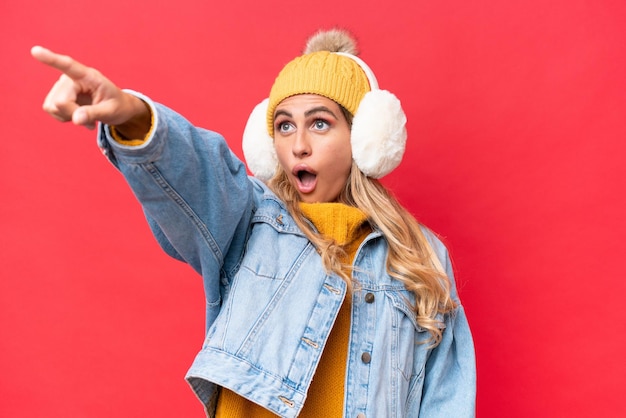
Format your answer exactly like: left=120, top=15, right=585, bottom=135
left=2, top=1, right=625, bottom=416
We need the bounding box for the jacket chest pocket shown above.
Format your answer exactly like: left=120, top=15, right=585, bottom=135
left=240, top=222, right=309, bottom=280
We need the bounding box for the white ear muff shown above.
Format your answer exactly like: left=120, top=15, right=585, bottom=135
left=242, top=98, right=277, bottom=181
left=351, top=90, right=407, bottom=178
left=335, top=52, right=407, bottom=178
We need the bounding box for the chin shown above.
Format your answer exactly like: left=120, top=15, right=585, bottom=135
left=298, top=195, right=317, bottom=203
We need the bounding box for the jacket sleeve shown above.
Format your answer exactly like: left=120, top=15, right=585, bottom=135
left=419, top=234, right=477, bottom=417
left=97, top=91, right=253, bottom=304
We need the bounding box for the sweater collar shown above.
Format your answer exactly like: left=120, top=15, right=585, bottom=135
left=299, top=202, right=369, bottom=246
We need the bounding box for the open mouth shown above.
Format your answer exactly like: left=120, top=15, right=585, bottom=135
left=297, top=170, right=316, bottom=185
left=293, top=167, right=317, bottom=194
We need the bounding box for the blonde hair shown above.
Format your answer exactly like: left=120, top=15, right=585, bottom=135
left=268, top=163, right=457, bottom=346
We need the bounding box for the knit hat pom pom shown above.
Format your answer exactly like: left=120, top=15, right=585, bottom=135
left=304, top=29, right=359, bottom=55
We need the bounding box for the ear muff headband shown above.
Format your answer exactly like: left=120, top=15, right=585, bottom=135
left=334, top=52, right=379, bottom=90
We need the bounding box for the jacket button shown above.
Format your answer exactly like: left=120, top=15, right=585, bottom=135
left=364, top=292, right=375, bottom=303
left=356, top=413, right=366, bottom=418
left=361, top=352, right=371, bottom=364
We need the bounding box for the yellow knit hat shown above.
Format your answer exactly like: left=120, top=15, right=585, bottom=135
left=266, top=50, right=371, bottom=136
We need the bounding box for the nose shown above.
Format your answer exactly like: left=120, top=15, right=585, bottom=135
left=292, top=130, right=311, bottom=158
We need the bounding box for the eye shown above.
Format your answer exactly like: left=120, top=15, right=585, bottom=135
left=276, top=121, right=294, bottom=134
left=312, top=119, right=330, bottom=131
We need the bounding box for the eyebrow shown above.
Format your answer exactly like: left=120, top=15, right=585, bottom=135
left=305, top=106, right=338, bottom=118
left=274, top=106, right=339, bottom=121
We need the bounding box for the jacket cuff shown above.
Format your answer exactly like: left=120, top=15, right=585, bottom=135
left=97, top=90, right=163, bottom=165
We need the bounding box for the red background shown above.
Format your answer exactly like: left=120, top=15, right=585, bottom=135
left=2, top=0, right=625, bottom=416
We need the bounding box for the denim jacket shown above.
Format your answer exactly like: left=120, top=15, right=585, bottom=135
left=97, top=92, right=476, bottom=418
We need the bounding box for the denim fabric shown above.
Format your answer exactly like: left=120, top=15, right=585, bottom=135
left=98, top=91, right=476, bottom=418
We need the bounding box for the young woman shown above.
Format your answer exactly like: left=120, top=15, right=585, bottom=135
left=32, top=29, right=475, bottom=417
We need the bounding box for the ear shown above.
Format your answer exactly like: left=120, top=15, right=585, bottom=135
left=351, top=90, right=407, bottom=178
left=242, top=98, right=278, bottom=181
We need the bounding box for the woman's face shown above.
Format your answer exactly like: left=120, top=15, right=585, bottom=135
left=273, top=94, right=353, bottom=203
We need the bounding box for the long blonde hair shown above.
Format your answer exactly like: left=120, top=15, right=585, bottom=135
left=268, top=163, right=457, bottom=346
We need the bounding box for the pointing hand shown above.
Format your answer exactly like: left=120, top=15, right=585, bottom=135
left=31, top=46, right=149, bottom=136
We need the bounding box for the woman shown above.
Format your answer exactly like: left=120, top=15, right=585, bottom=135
left=32, top=29, right=475, bottom=417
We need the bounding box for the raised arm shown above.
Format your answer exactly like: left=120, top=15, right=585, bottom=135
left=33, top=46, right=258, bottom=332
left=31, top=46, right=150, bottom=139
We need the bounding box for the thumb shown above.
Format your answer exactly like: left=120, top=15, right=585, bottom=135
left=72, top=106, right=97, bottom=130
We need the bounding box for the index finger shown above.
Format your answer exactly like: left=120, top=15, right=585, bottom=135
left=31, top=46, right=89, bottom=80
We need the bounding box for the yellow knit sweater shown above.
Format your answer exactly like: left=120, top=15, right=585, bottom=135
left=215, top=202, right=370, bottom=417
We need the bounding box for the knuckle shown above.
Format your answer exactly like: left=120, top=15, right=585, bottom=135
left=42, top=100, right=56, bottom=113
